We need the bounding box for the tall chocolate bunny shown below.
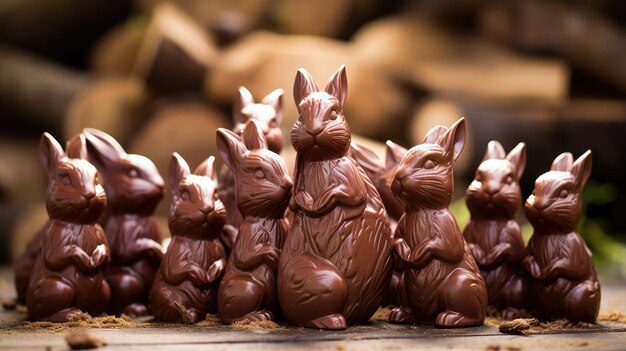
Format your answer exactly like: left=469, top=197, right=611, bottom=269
left=150, top=154, right=227, bottom=323
left=27, top=133, right=110, bottom=322
left=278, top=66, right=393, bottom=330
left=463, top=141, right=529, bottom=320
left=83, top=128, right=164, bottom=317
left=218, top=87, right=285, bottom=250
left=216, top=119, right=293, bottom=323
left=523, top=151, right=600, bottom=324
left=390, top=118, right=487, bottom=327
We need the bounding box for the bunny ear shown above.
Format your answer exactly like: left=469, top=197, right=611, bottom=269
left=216, top=128, right=246, bottom=171
left=436, top=118, right=466, bottom=162
left=422, top=126, right=448, bottom=144
left=550, top=152, right=573, bottom=172
left=194, top=156, right=217, bottom=181
left=39, top=132, right=64, bottom=175
left=483, top=140, right=506, bottom=161
left=325, top=65, right=348, bottom=107
left=349, top=142, right=381, bottom=175
left=83, top=128, right=127, bottom=171
left=570, top=150, right=592, bottom=190
left=506, top=142, right=527, bottom=180
left=233, top=86, right=254, bottom=125
left=168, top=153, right=191, bottom=190
left=65, top=134, right=88, bottom=160
left=262, top=88, right=284, bottom=125
left=385, top=140, right=408, bottom=170
left=242, top=119, right=268, bottom=150
left=293, top=68, right=319, bottom=109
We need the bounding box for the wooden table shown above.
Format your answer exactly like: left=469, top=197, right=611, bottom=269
left=1, top=267, right=625, bottom=350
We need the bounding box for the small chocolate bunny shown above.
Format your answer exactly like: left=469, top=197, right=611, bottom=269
left=278, top=66, right=393, bottom=330
left=523, top=151, right=600, bottom=324
left=83, top=128, right=165, bottom=317
left=150, top=154, right=227, bottom=323
left=216, top=119, right=293, bottom=323
left=218, top=87, right=285, bottom=250
left=27, top=133, right=110, bottom=322
left=463, top=141, right=529, bottom=320
left=348, top=141, right=408, bottom=306
left=390, top=118, right=487, bottom=327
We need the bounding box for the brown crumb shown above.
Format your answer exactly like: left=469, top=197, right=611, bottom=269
left=498, top=318, right=539, bottom=335
left=485, top=346, right=521, bottom=351
left=174, top=301, right=193, bottom=325
left=486, top=346, right=500, bottom=351
left=65, top=330, right=106, bottom=349
left=571, top=340, right=589, bottom=347
left=2, top=299, right=17, bottom=310
left=370, top=306, right=393, bottom=322
left=16, top=304, right=28, bottom=314
left=231, top=319, right=282, bottom=331
left=336, top=342, right=347, bottom=351
left=598, top=311, right=626, bottom=324
left=484, top=317, right=501, bottom=328
left=15, top=313, right=135, bottom=333
left=197, top=314, right=221, bottom=327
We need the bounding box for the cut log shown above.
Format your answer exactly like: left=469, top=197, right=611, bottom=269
left=90, top=19, right=147, bottom=76
left=0, top=139, right=46, bottom=204
left=132, top=3, right=219, bottom=95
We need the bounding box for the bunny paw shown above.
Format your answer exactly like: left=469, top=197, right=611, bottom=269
left=243, top=310, right=274, bottom=322
left=389, top=307, right=416, bottom=324
left=122, top=303, right=149, bottom=317
left=310, top=314, right=347, bottom=330
left=435, top=311, right=482, bottom=328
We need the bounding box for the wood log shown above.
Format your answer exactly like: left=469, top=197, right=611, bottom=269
left=0, top=139, right=46, bottom=204
left=90, top=19, right=147, bottom=76
left=132, top=2, right=219, bottom=95
left=0, top=47, right=89, bottom=133
left=64, top=78, right=149, bottom=146
left=351, top=15, right=569, bottom=104
left=479, top=0, right=626, bottom=93
left=9, top=201, right=48, bottom=263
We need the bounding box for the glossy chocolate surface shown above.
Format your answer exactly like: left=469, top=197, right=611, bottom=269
left=27, top=133, right=110, bottom=322
left=217, top=87, right=285, bottom=251
left=390, top=118, right=487, bottom=327
left=277, top=66, right=393, bottom=330
left=84, top=128, right=164, bottom=317
left=150, top=154, right=227, bottom=323
left=523, top=151, right=600, bottom=324
left=463, top=141, right=529, bottom=320
left=216, top=119, right=292, bottom=323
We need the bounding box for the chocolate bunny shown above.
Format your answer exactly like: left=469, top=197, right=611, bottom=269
left=390, top=118, right=487, bottom=327
left=523, top=151, right=600, bottom=324
left=27, top=133, right=110, bottom=322
left=216, top=119, right=293, bottom=323
left=150, top=154, right=227, bottom=323
left=218, top=87, right=285, bottom=250
left=83, top=128, right=164, bottom=317
left=278, top=66, right=393, bottom=330
left=348, top=141, right=408, bottom=306
left=463, top=141, right=529, bottom=320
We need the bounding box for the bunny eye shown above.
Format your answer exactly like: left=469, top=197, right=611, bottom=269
left=423, top=160, right=435, bottom=169
left=505, top=175, right=513, bottom=185
left=128, top=168, right=139, bottom=178
left=269, top=119, right=278, bottom=128
left=213, top=192, right=219, bottom=200
left=60, top=174, right=72, bottom=186
left=475, top=174, right=482, bottom=182
left=180, top=189, right=190, bottom=201
left=254, top=169, right=266, bottom=179
left=559, top=189, right=569, bottom=198
left=329, top=111, right=338, bottom=120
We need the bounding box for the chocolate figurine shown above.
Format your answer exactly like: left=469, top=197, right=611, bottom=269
left=218, top=87, right=285, bottom=250
left=27, top=133, right=110, bottom=322
left=278, top=66, right=393, bottom=330
left=523, top=151, right=600, bottom=324
left=348, top=141, right=408, bottom=305
left=390, top=118, right=487, bottom=327
left=83, top=128, right=164, bottom=317
left=463, top=141, right=529, bottom=320
left=150, top=154, right=227, bottom=323
left=216, top=119, right=292, bottom=323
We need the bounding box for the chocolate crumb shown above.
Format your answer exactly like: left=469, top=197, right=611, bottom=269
left=598, top=311, right=626, bottom=324
left=336, top=342, right=347, bottom=351
left=2, top=299, right=16, bottom=310
left=498, top=318, right=539, bottom=335
left=65, top=330, right=106, bottom=349
left=231, top=319, right=282, bottom=331
left=370, top=306, right=393, bottom=322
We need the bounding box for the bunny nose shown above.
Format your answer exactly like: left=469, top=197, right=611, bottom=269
left=395, top=167, right=408, bottom=181
left=83, top=192, right=96, bottom=200
left=484, top=182, right=499, bottom=196
left=200, top=203, right=215, bottom=214
left=307, top=127, right=323, bottom=136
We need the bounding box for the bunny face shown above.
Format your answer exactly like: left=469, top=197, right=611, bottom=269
left=169, top=154, right=226, bottom=239
left=466, top=141, right=526, bottom=219
left=232, top=87, right=284, bottom=154
left=41, top=133, right=106, bottom=224
left=392, top=119, right=466, bottom=211
left=525, top=151, right=592, bottom=233
left=83, top=128, right=164, bottom=215
left=290, top=66, right=351, bottom=162
left=217, top=120, right=293, bottom=219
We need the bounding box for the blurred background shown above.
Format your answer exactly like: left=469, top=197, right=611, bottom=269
left=1, top=0, right=625, bottom=278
